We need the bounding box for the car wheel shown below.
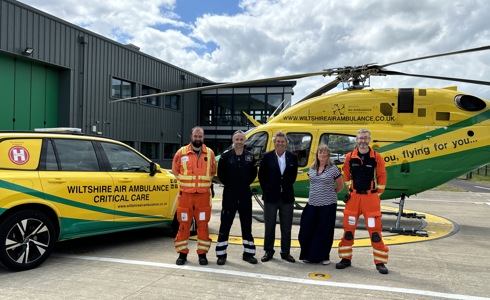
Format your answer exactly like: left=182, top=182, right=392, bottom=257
left=0, top=210, right=56, bottom=271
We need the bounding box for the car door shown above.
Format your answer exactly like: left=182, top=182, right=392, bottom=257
left=38, top=138, right=115, bottom=237
left=99, top=141, right=171, bottom=227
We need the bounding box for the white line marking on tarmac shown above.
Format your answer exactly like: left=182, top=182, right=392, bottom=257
left=475, top=186, right=490, bottom=191
left=55, top=254, right=488, bottom=300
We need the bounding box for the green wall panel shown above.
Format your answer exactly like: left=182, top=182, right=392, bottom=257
left=14, top=60, right=31, bottom=130
left=31, top=65, right=47, bottom=129
left=0, top=55, right=59, bottom=130
left=44, top=68, right=59, bottom=128
left=0, top=56, right=15, bottom=130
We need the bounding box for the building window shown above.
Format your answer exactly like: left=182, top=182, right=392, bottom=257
left=199, top=90, right=289, bottom=127
left=233, top=94, right=251, bottom=126
left=164, top=143, right=180, bottom=159
left=141, top=85, right=160, bottom=106
left=250, top=94, right=267, bottom=123
left=141, top=142, right=159, bottom=159
left=201, top=95, right=216, bottom=125
left=217, top=95, right=233, bottom=126
left=111, top=77, right=134, bottom=99
left=165, top=95, right=180, bottom=110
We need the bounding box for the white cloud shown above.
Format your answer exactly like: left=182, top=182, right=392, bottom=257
left=21, top=0, right=490, bottom=102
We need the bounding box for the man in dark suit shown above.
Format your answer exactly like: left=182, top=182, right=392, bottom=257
left=258, top=131, right=298, bottom=263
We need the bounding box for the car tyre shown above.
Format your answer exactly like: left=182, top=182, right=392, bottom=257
left=0, top=210, right=56, bottom=271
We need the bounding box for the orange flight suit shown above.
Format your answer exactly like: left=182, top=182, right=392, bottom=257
left=172, top=144, right=216, bottom=254
left=338, top=147, right=389, bottom=265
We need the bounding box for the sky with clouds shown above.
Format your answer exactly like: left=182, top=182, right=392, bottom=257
left=21, top=0, right=490, bottom=103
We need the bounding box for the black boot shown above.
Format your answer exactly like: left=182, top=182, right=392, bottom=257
left=335, top=258, right=351, bottom=269
left=376, top=263, right=389, bottom=274
left=217, top=255, right=227, bottom=265
left=243, top=254, right=258, bottom=264
left=198, top=253, right=208, bottom=265
left=176, top=253, right=187, bottom=265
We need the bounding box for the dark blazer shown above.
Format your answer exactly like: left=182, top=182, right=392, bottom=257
left=258, top=150, right=298, bottom=203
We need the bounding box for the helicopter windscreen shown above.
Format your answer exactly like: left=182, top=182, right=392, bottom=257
left=244, top=131, right=269, bottom=162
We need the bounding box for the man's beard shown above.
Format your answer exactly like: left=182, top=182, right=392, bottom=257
left=192, top=140, right=203, bottom=148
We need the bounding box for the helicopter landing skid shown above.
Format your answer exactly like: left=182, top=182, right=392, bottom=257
left=252, top=192, right=429, bottom=237
left=389, top=193, right=429, bottom=237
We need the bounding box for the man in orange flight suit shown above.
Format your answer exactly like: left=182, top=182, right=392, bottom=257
left=336, top=128, right=389, bottom=274
left=172, top=126, right=216, bottom=266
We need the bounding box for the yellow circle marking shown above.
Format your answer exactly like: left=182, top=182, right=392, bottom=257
left=308, top=272, right=331, bottom=280
left=201, top=205, right=456, bottom=247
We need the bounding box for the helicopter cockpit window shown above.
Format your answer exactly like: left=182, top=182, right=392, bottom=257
left=319, top=134, right=356, bottom=164
left=244, top=131, right=269, bottom=163
left=287, top=133, right=312, bottom=167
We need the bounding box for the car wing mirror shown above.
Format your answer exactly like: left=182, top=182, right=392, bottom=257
left=149, top=162, right=160, bottom=176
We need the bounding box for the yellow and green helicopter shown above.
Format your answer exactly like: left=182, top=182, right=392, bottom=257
left=117, top=46, right=490, bottom=236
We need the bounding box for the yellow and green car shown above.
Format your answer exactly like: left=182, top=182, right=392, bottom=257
left=0, top=130, right=179, bottom=271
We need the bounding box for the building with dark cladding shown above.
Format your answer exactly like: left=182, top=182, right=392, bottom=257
left=0, top=0, right=295, bottom=167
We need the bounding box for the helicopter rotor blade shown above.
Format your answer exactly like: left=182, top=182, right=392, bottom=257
left=379, top=70, right=490, bottom=86
left=297, top=78, right=341, bottom=103
left=379, top=45, right=490, bottom=68
left=110, top=70, right=334, bottom=103
left=110, top=45, right=490, bottom=104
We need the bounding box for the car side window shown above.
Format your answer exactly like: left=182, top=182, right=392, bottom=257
left=100, top=142, right=150, bottom=172
left=45, top=140, right=59, bottom=170
left=53, top=139, right=100, bottom=171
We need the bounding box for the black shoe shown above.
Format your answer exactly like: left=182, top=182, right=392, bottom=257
left=335, top=258, right=351, bottom=269
left=280, top=253, right=296, bottom=263
left=217, top=256, right=226, bottom=266
left=261, top=252, right=273, bottom=262
left=198, top=254, right=208, bottom=265
left=176, top=253, right=187, bottom=265
left=243, top=255, right=258, bottom=264
left=376, top=263, right=389, bottom=274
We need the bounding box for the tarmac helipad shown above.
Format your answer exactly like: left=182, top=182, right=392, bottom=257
left=0, top=186, right=489, bottom=300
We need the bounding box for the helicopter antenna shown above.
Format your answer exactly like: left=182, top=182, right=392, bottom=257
left=278, top=101, right=290, bottom=114
left=269, top=98, right=287, bottom=118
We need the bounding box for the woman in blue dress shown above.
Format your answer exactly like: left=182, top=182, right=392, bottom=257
left=298, top=143, right=344, bottom=265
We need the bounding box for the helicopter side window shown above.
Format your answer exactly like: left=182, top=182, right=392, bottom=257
left=287, top=133, right=312, bottom=167
left=244, top=131, right=269, bottom=163
left=319, top=133, right=356, bottom=164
